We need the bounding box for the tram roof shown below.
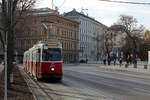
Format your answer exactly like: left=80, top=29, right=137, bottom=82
left=27, top=39, right=62, bottom=52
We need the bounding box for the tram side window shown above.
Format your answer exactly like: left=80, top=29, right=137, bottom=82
left=36, top=49, right=41, bottom=62
left=33, top=51, right=36, bottom=62
left=42, top=49, right=61, bottom=61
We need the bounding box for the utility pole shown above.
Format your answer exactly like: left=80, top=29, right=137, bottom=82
left=4, top=32, right=8, bottom=100
left=4, top=0, right=13, bottom=100
left=96, top=34, right=100, bottom=61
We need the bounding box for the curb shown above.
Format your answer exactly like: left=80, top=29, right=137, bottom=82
left=97, top=66, right=150, bottom=76
left=18, top=67, right=38, bottom=100
left=65, top=64, right=150, bottom=76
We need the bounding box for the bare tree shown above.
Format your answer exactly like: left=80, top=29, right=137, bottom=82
left=0, top=0, right=36, bottom=47
left=100, top=27, right=117, bottom=65
left=110, top=15, right=145, bottom=64
left=0, top=0, right=36, bottom=86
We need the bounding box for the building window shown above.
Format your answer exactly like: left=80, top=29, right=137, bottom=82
left=57, top=28, right=59, bottom=35
left=34, top=18, right=37, bottom=23
left=70, top=31, right=72, bottom=39
left=43, top=18, right=48, bottom=22
left=67, top=42, right=69, bottom=50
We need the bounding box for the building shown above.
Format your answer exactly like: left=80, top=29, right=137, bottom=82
left=139, top=40, right=150, bottom=61
left=111, top=31, right=127, bottom=57
left=64, top=9, right=107, bottom=61
left=139, top=29, right=150, bottom=60
left=14, top=8, right=79, bottom=63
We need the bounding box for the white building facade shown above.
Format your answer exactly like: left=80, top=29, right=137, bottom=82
left=64, top=9, right=107, bottom=61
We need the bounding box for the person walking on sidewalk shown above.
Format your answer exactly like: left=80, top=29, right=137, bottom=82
left=107, top=57, right=111, bottom=65
left=113, top=53, right=116, bottom=65
left=119, top=57, right=122, bottom=67
left=103, top=55, right=106, bottom=65
left=86, top=59, right=88, bottom=64
left=125, top=54, right=130, bottom=68
left=126, top=54, right=130, bottom=64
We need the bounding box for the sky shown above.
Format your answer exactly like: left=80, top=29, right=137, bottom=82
left=36, top=0, right=150, bottom=29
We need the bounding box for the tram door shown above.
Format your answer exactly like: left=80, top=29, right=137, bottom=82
left=36, top=48, right=41, bottom=78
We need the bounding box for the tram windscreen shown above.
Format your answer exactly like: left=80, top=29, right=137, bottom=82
left=42, top=48, right=61, bottom=61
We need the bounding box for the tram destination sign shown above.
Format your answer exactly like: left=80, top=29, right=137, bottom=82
left=47, top=43, right=57, bottom=46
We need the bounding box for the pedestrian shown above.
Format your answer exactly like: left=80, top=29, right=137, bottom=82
left=119, top=57, right=122, bottom=67
left=107, top=57, right=111, bottom=65
left=86, top=59, right=88, bottom=64
left=126, top=55, right=130, bottom=64
left=103, top=56, right=106, bottom=65
left=129, top=54, right=133, bottom=64
left=113, top=53, right=116, bottom=65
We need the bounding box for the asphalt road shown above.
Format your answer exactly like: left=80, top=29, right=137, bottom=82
left=24, top=64, right=150, bottom=100
left=61, top=65, right=150, bottom=100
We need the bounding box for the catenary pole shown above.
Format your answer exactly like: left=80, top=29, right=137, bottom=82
left=4, top=0, right=13, bottom=100
left=4, top=32, right=8, bottom=100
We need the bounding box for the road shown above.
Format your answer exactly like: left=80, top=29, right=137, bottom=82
left=24, top=64, right=150, bottom=100
left=62, top=65, right=150, bottom=100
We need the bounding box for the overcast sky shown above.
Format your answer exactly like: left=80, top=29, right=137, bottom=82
left=36, top=0, right=150, bottom=29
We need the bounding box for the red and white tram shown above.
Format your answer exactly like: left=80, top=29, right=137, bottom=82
left=23, top=39, right=63, bottom=80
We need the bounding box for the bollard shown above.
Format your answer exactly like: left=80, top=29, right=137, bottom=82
left=134, top=64, right=137, bottom=68
left=144, top=65, right=147, bottom=69
left=125, top=64, right=128, bottom=68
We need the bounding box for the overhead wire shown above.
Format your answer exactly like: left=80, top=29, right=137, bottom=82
left=98, top=0, right=150, bottom=5
left=51, top=0, right=66, bottom=10
left=58, top=0, right=66, bottom=9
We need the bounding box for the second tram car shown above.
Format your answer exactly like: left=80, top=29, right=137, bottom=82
left=23, top=39, right=63, bottom=80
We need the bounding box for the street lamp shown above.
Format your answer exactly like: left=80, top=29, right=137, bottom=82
left=41, top=21, right=54, bottom=41
left=42, top=23, right=48, bottom=40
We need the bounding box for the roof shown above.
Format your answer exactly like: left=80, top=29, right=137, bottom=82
left=29, top=8, right=79, bottom=24
left=31, top=8, right=59, bottom=15
left=35, top=12, right=80, bottom=24
left=63, top=9, right=107, bottom=27
left=32, top=11, right=53, bottom=15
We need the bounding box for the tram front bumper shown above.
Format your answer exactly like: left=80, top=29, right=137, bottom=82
left=40, top=73, right=63, bottom=78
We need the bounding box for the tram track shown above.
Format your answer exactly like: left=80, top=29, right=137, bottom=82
left=36, top=79, right=63, bottom=100
left=20, top=67, right=55, bottom=100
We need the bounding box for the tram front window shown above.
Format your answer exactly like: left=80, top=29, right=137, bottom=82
left=42, top=48, right=61, bottom=61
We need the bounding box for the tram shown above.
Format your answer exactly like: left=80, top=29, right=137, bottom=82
left=23, top=39, right=63, bottom=80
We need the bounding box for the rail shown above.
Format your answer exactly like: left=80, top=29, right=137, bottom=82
left=20, top=67, right=54, bottom=100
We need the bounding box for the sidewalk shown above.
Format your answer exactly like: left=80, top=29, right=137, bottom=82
left=98, top=64, right=150, bottom=75
left=65, top=62, right=150, bottom=75
left=0, top=65, right=34, bottom=100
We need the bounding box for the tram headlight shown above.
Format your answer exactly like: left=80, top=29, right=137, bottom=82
left=51, top=68, right=55, bottom=71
